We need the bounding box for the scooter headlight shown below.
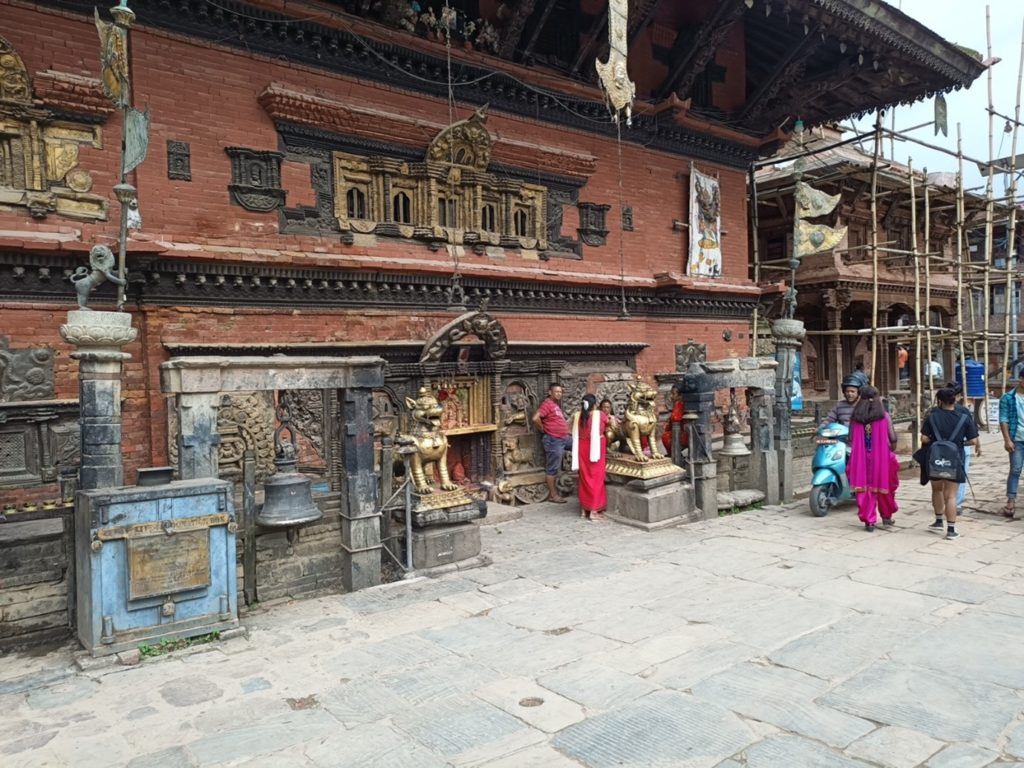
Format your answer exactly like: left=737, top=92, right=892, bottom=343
left=819, top=427, right=843, bottom=439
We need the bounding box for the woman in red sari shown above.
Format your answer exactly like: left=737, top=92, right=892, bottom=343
left=847, top=385, right=899, bottom=531
left=572, top=394, right=609, bottom=521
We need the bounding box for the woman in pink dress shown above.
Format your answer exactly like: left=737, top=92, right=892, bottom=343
left=847, top=385, right=899, bottom=531
left=572, top=394, right=609, bottom=521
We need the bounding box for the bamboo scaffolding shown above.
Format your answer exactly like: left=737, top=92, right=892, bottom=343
left=746, top=6, right=1022, bottom=423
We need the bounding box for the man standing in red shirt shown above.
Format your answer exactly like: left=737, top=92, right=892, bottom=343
left=532, top=383, right=572, bottom=503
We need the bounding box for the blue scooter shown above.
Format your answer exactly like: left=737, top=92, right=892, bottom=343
left=809, top=422, right=851, bottom=517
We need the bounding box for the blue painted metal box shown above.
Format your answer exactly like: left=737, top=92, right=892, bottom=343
left=75, top=478, right=238, bottom=655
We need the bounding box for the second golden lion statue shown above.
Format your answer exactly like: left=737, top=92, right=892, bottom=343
left=607, top=379, right=663, bottom=463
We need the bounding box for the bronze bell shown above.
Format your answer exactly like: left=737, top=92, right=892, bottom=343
left=718, top=388, right=751, bottom=457
left=256, top=408, right=323, bottom=528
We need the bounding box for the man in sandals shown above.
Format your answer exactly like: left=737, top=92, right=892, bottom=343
left=998, top=377, right=1024, bottom=519
left=532, top=383, right=572, bottom=504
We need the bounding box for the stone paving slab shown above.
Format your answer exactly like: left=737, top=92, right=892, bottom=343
left=822, top=660, right=1021, bottom=744
left=552, top=690, right=755, bottom=768
left=5, top=429, right=1024, bottom=767
left=691, top=662, right=875, bottom=748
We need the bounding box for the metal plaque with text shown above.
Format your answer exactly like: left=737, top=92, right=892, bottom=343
left=127, top=528, right=211, bottom=600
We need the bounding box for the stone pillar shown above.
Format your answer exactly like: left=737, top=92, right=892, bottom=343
left=747, top=387, right=779, bottom=505
left=681, top=389, right=717, bottom=519
left=176, top=393, right=221, bottom=480
left=340, top=385, right=382, bottom=592
left=59, top=311, right=137, bottom=490
left=773, top=318, right=805, bottom=502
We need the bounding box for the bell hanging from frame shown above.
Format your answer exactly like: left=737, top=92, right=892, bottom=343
left=718, top=431, right=751, bottom=457
left=256, top=407, right=323, bottom=528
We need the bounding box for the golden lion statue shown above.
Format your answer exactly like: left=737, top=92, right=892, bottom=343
left=607, top=380, right=663, bottom=463
left=400, top=387, right=458, bottom=494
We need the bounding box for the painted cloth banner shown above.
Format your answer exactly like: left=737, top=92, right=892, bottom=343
left=688, top=167, right=722, bottom=277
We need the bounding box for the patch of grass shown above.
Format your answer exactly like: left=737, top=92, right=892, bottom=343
left=138, top=630, right=221, bottom=658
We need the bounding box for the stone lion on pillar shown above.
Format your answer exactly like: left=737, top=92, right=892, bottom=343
left=400, top=386, right=458, bottom=494
left=608, top=379, right=663, bottom=463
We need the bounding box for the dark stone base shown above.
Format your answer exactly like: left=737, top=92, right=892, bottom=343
left=606, top=481, right=700, bottom=532
left=403, top=498, right=488, bottom=527
left=410, top=523, right=481, bottom=570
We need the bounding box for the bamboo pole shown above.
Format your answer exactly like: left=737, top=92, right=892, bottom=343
left=956, top=123, right=971, bottom=413
left=909, top=159, right=924, bottom=442
left=1000, top=16, right=1024, bottom=395
left=924, top=168, right=935, bottom=395
left=870, top=117, right=882, bottom=377
left=982, top=5, right=996, bottom=431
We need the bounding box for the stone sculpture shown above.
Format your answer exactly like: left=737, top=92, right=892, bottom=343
left=608, top=379, right=663, bottom=463
left=400, top=386, right=458, bottom=494
left=70, top=244, right=126, bottom=310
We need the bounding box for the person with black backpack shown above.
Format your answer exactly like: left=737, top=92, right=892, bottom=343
left=921, top=387, right=979, bottom=540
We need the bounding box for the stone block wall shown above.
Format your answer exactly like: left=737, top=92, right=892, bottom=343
left=0, top=520, right=70, bottom=650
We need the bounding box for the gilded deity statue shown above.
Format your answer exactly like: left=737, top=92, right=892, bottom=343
left=608, top=379, right=663, bottom=463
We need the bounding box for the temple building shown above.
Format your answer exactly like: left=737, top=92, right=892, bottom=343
left=0, top=0, right=984, bottom=643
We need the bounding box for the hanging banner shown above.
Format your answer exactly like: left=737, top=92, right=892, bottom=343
left=123, top=106, right=150, bottom=174
left=95, top=9, right=129, bottom=108
left=792, top=351, right=803, bottom=411
left=688, top=167, right=722, bottom=277
left=934, top=93, right=948, bottom=137
left=595, top=0, right=636, bottom=124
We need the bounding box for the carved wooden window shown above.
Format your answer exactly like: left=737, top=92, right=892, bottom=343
left=393, top=191, right=412, bottom=224
left=438, top=196, right=458, bottom=228
left=481, top=203, right=497, bottom=233
left=346, top=187, right=367, bottom=220
left=513, top=208, right=529, bottom=238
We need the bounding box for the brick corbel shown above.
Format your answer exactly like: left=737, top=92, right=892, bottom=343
left=258, top=83, right=597, bottom=181
left=33, top=71, right=115, bottom=122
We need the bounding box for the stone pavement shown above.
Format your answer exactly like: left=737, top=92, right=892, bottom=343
left=3, top=431, right=1024, bottom=768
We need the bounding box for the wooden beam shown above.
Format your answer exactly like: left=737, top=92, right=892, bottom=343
left=741, top=26, right=822, bottom=121
left=628, top=0, right=662, bottom=48
left=655, top=0, right=746, bottom=102
left=498, top=0, right=537, bottom=59
left=522, top=0, right=559, bottom=62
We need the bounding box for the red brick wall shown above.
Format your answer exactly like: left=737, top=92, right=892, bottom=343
left=1, top=2, right=758, bottom=494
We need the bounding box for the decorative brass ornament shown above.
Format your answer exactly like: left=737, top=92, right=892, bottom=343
left=595, top=0, right=636, bottom=124
left=796, top=219, right=847, bottom=257
left=607, top=379, right=663, bottom=463
left=427, top=105, right=492, bottom=170
left=794, top=181, right=841, bottom=219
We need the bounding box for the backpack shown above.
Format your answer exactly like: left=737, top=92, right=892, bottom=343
left=927, top=411, right=969, bottom=481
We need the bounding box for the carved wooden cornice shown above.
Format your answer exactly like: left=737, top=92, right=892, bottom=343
left=0, top=252, right=761, bottom=320
left=32, top=70, right=115, bottom=123
left=258, top=84, right=598, bottom=181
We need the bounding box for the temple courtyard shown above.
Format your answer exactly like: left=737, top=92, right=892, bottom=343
left=3, top=431, right=1024, bottom=767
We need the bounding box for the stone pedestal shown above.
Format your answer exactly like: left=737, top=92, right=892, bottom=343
left=410, top=522, right=481, bottom=570
left=606, top=477, right=697, bottom=531
left=605, top=455, right=695, bottom=531
left=59, top=310, right=137, bottom=490
left=399, top=489, right=487, bottom=570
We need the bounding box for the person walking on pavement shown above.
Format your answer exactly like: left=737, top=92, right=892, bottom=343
left=922, top=386, right=978, bottom=540
left=572, top=394, right=609, bottom=521
left=847, top=386, right=899, bottom=531
left=998, top=376, right=1024, bottom=519
left=532, top=382, right=572, bottom=504
left=944, top=382, right=980, bottom=514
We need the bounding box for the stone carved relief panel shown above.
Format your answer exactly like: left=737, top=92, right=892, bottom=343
left=675, top=341, right=708, bottom=371
left=0, top=36, right=109, bottom=221
left=578, top=202, right=610, bottom=247
left=168, top=391, right=276, bottom=483
left=0, top=401, right=78, bottom=488
left=226, top=147, right=285, bottom=212
left=0, top=337, right=54, bottom=403
left=167, top=140, right=191, bottom=181
left=280, top=389, right=325, bottom=458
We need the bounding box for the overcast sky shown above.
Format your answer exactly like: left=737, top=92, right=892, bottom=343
left=850, top=0, right=1024, bottom=192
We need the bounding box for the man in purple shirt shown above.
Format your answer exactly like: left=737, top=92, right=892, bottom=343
left=532, top=383, right=572, bottom=503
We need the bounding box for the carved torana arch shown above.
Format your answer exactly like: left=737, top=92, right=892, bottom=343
left=426, top=105, right=492, bottom=170
left=0, top=36, right=31, bottom=103
left=419, top=311, right=508, bottom=364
